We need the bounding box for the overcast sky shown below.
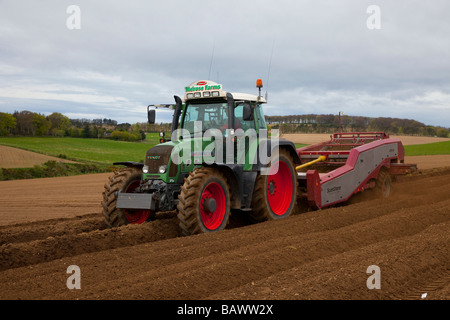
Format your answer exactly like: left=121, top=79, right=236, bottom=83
left=1, top=0, right=449, bottom=127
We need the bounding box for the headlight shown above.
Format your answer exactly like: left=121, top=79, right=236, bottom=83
left=142, top=165, right=149, bottom=174
left=158, top=165, right=167, bottom=174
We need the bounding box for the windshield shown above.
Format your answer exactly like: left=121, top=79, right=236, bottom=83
left=182, top=102, right=229, bottom=133
left=181, top=101, right=265, bottom=135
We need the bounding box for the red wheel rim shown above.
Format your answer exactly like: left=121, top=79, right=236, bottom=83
left=267, top=160, right=293, bottom=215
left=200, top=182, right=226, bottom=230
left=123, top=180, right=151, bottom=224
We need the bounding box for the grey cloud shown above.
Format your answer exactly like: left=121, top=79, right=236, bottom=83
left=0, top=0, right=449, bottom=127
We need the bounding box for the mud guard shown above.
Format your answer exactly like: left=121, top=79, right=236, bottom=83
left=253, top=138, right=301, bottom=170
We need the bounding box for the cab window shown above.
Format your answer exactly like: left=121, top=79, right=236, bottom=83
left=234, top=103, right=255, bottom=131
left=254, top=105, right=267, bottom=130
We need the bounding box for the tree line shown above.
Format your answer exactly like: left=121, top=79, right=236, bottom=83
left=265, top=114, right=450, bottom=137
left=1, top=110, right=448, bottom=139
left=0, top=110, right=170, bottom=141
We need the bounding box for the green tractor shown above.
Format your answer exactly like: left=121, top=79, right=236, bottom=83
left=101, top=79, right=301, bottom=235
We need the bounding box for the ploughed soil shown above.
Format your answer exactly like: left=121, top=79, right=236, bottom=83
left=0, top=166, right=449, bottom=300
left=0, top=145, right=78, bottom=168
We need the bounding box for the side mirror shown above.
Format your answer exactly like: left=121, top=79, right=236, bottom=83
left=242, top=104, right=254, bottom=121
left=171, top=95, right=182, bottom=133
left=148, top=109, right=156, bottom=124
left=226, top=92, right=235, bottom=130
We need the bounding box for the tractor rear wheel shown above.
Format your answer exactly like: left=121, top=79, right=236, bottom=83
left=250, top=148, right=297, bottom=222
left=177, top=167, right=231, bottom=236
left=101, top=167, right=154, bottom=227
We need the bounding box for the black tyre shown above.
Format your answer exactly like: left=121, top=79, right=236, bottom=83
left=101, top=167, right=154, bottom=227
left=250, top=148, right=298, bottom=222
left=177, top=167, right=231, bottom=236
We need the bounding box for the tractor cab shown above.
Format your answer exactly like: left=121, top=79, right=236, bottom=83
left=148, top=80, right=268, bottom=138
left=182, top=80, right=267, bottom=133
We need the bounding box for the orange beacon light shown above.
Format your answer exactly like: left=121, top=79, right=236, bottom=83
left=256, top=79, right=263, bottom=88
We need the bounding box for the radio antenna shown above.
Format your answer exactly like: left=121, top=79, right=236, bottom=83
left=265, top=39, right=275, bottom=101
left=208, top=40, right=215, bottom=80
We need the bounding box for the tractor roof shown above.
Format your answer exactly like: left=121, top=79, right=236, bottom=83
left=184, top=80, right=266, bottom=104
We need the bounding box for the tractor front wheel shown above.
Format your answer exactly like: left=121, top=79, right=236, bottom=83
left=177, top=167, right=231, bottom=236
left=101, top=167, right=154, bottom=227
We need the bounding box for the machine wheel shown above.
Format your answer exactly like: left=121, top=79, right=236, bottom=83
left=375, top=169, right=392, bottom=198
left=250, top=148, right=298, bottom=222
left=101, top=167, right=154, bottom=227
left=177, top=167, right=231, bottom=236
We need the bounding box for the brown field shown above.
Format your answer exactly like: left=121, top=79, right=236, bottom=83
left=282, top=133, right=450, bottom=146
left=0, top=137, right=449, bottom=301
left=407, top=155, right=450, bottom=170
left=0, top=145, right=77, bottom=168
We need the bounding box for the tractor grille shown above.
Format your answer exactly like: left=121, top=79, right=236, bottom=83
left=145, top=145, right=178, bottom=177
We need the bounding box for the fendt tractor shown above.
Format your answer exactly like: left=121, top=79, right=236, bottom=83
left=101, top=79, right=417, bottom=235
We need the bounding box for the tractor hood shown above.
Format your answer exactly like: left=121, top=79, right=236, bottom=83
left=144, top=137, right=207, bottom=180
left=144, top=144, right=176, bottom=176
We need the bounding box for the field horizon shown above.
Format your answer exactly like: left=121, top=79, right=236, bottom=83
left=1, top=134, right=449, bottom=170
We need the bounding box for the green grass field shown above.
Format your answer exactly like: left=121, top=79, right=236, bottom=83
left=404, top=141, right=450, bottom=156
left=0, top=134, right=163, bottom=164
left=0, top=136, right=448, bottom=166
left=294, top=143, right=308, bottom=149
